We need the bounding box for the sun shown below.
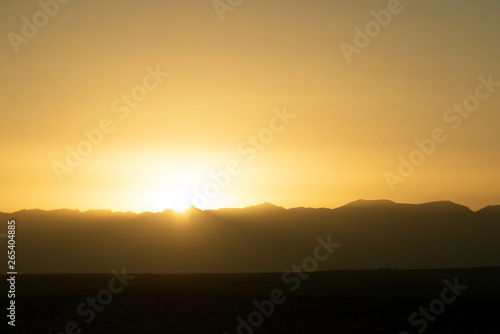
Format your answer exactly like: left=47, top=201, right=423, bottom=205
left=173, top=203, right=191, bottom=213
left=144, top=186, right=192, bottom=213
left=135, top=161, right=208, bottom=213
left=121, top=156, right=233, bottom=213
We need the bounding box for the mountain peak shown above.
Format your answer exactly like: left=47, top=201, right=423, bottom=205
left=243, top=202, right=284, bottom=211
left=416, top=201, right=472, bottom=213
left=341, top=199, right=396, bottom=209
left=476, top=205, right=500, bottom=215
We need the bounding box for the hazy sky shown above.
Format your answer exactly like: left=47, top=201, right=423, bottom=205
left=1, top=0, right=499, bottom=212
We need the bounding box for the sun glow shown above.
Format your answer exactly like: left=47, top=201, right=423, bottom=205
left=145, top=187, right=191, bottom=213
left=135, top=160, right=208, bottom=213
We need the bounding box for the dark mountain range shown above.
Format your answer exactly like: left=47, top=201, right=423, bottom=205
left=1, top=200, right=498, bottom=274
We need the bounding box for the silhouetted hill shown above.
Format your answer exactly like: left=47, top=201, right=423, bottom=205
left=244, top=202, right=285, bottom=211
left=340, top=199, right=397, bottom=208
left=339, top=199, right=472, bottom=214
left=213, top=202, right=285, bottom=215
left=415, top=200, right=473, bottom=213
left=476, top=205, right=500, bottom=216
left=1, top=200, right=499, bottom=273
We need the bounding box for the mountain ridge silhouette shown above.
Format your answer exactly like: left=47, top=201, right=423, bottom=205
left=1, top=199, right=493, bottom=215
left=1, top=199, right=498, bottom=274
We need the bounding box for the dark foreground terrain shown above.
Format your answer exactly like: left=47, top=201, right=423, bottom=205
left=2, top=201, right=500, bottom=274
left=3, top=267, right=500, bottom=333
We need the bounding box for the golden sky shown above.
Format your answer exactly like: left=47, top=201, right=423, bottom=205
left=1, top=0, right=499, bottom=212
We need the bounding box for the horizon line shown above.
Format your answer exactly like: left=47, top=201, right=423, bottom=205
left=2, top=199, right=499, bottom=215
